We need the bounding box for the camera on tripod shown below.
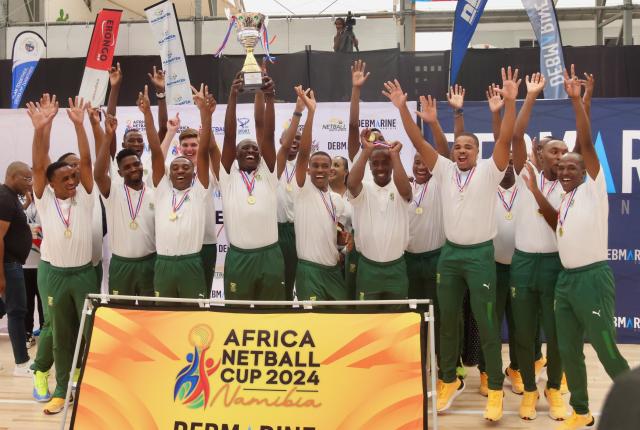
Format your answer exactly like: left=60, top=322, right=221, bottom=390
left=345, top=11, right=356, bottom=32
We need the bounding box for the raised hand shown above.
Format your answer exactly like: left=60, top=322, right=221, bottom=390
left=87, top=107, right=102, bottom=126
left=66, top=96, right=89, bottom=125
left=294, top=86, right=316, bottom=113
left=381, top=79, right=407, bottom=109
left=261, top=75, right=275, bottom=96
left=447, top=84, right=465, bottom=110
left=109, top=62, right=122, bottom=88
left=137, top=85, right=151, bottom=113
left=167, top=112, right=181, bottom=134
left=525, top=72, right=546, bottom=96
left=192, top=83, right=216, bottom=114
left=359, top=128, right=376, bottom=150
left=231, top=72, right=244, bottom=95
left=147, top=65, right=165, bottom=93
left=294, top=85, right=306, bottom=113
left=26, top=99, right=56, bottom=130
left=105, top=114, right=118, bottom=136
left=581, top=72, right=595, bottom=99
left=523, top=162, right=538, bottom=193
left=417, top=95, right=438, bottom=124
left=563, top=64, right=582, bottom=99
left=388, top=141, right=402, bottom=155
left=486, top=84, right=504, bottom=113
left=351, top=59, right=370, bottom=88
left=39, top=93, right=59, bottom=119
left=496, top=66, right=521, bottom=101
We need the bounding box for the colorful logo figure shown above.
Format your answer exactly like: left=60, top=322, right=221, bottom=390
left=174, top=325, right=220, bottom=409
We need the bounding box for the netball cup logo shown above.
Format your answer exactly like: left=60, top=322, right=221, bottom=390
left=173, top=324, right=220, bottom=409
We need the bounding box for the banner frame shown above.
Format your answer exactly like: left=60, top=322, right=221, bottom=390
left=62, top=295, right=438, bottom=430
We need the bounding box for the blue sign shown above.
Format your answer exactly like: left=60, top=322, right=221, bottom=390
left=450, top=0, right=488, bottom=85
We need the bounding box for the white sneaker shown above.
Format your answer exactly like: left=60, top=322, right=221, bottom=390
left=13, top=360, right=34, bottom=377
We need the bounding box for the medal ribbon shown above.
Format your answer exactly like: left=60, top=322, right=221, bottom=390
left=318, top=189, right=337, bottom=224
left=124, top=184, right=145, bottom=222
left=557, top=188, right=578, bottom=230
left=413, top=182, right=428, bottom=208
left=455, top=166, right=476, bottom=193
left=240, top=170, right=256, bottom=197
left=171, top=189, right=190, bottom=214
left=284, top=164, right=296, bottom=185
left=53, top=197, right=71, bottom=230
left=497, top=186, right=518, bottom=213
left=540, top=174, right=559, bottom=198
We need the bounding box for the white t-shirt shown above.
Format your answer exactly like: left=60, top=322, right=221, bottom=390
left=35, top=185, right=94, bottom=268
left=19, top=199, right=41, bottom=269
left=219, top=160, right=279, bottom=249
left=294, top=179, right=345, bottom=266
left=109, top=152, right=152, bottom=185
left=514, top=168, right=563, bottom=253
left=102, top=181, right=156, bottom=258
left=557, top=169, right=609, bottom=269
left=431, top=155, right=505, bottom=245
left=349, top=181, right=410, bottom=262
left=493, top=184, right=519, bottom=265
left=406, top=180, right=446, bottom=253
left=154, top=176, right=209, bottom=256
left=203, top=172, right=218, bottom=245
left=276, top=159, right=297, bottom=224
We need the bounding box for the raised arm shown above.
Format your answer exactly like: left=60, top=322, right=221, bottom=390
left=417, top=95, right=450, bottom=158
left=107, top=62, right=122, bottom=158
left=347, top=129, right=374, bottom=198
left=486, top=84, right=504, bottom=143
left=512, top=73, right=545, bottom=174
left=260, top=75, right=277, bottom=172
left=564, top=68, right=599, bottom=179
left=138, top=86, right=164, bottom=187
left=348, top=60, right=370, bottom=161
left=160, top=112, right=180, bottom=159
left=389, top=142, right=412, bottom=202
left=192, top=84, right=213, bottom=188
left=382, top=80, right=439, bottom=171
left=67, top=97, right=93, bottom=193
left=294, top=87, right=316, bottom=188
left=94, top=114, right=116, bottom=197
left=447, top=85, right=465, bottom=138
left=581, top=72, right=594, bottom=120
left=491, top=67, right=520, bottom=170
left=27, top=95, right=58, bottom=199
left=523, top=163, right=558, bottom=230
left=277, top=89, right=305, bottom=178
left=254, top=90, right=265, bottom=151
left=148, top=66, right=168, bottom=142
left=221, top=75, right=243, bottom=174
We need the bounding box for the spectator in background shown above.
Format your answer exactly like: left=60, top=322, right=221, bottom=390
left=598, top=366, right=640, bottom=429
left=333, top=17, right=358, bottom=53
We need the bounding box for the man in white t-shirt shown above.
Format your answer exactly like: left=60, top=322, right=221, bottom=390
left=292, top=87, right=350, bottom=300
left=29, top=95, right=99, bottom=414
left=525, top=69, right=629, bottom=430
left=145, top=85, right=214, bottom=299
left=388, top=68, right=519, bottom=421
left=94, top=114, right=156, bottom=297
left=219, top=74, right=286, bottom=301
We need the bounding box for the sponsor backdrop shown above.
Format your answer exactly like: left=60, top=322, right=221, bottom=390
left=432, top=98, right=640, bottom=343
left=70, top=306, right=425, bottom=430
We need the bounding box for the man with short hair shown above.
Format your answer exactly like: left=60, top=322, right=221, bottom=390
left=0, top=161, right=34, bottom=376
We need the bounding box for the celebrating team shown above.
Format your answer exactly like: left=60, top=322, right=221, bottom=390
left=16, top=61, right=628, bottom=429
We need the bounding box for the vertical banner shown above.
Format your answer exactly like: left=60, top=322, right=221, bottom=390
left=145, top=0, right=193, bottom=105
left=450, top=0, right=488, bottom=85
left=521, top=0, right=568, bottom=99
left=78, top=9, right=122, bottom=107
left=10, top=31, right=46, bottom=109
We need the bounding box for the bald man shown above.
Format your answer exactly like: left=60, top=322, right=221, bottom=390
left=1, top=161, right=34, bottom=376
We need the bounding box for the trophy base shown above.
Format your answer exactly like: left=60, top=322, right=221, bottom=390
left=242, top=71, right=263, bottom=92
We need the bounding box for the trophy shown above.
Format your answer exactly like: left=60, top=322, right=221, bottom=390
left=235, top=12, right=266, bottom=92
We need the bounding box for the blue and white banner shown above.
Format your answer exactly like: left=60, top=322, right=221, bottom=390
left=11, top=31, right=46, bottom=109
left=450, top=0, right=488, bottom=85
left=521, top=0, right=568, bottom=99
left=429, top=99, right=640, bottom=343
left=145, top=0, right=192, bottom=105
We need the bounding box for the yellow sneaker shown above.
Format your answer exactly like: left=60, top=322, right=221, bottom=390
left=519, top=390, right=539, bottom=420
left=560, top=373, right=569, bottom=394
left=43, top=397, right=66, bottom=415
left=535, top=356, right=547, bottom=382
left=484, top=389, right=504, bottom=421
left=479, top=372, right=488, bottom=397
left=545, top=388, right=569, bottom=421
left=506, top=366, right=524, bottom=394
left=436, top=378, right=444, bottom=393
left=555, top=411, right=594, bottom=430
left=436, top=378, right=465, bottom=412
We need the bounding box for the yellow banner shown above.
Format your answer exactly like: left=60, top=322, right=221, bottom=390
left=72, top=307, right=425, bottom=430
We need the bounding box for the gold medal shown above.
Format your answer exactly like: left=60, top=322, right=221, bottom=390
left=559, top=227, right=564, bottom=237
left=247, top=195, right=256, bottom=205
left=129, top=220, right=138, bottom=230
left=286, top=184, right=293, bottom=192
left=169, top=212, right=178, bottom=221
left=415, top=207, right=423, bottom=215
left=64, top=228, right=72, bottom=238
left=505, top=212, right=513, bottom=220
